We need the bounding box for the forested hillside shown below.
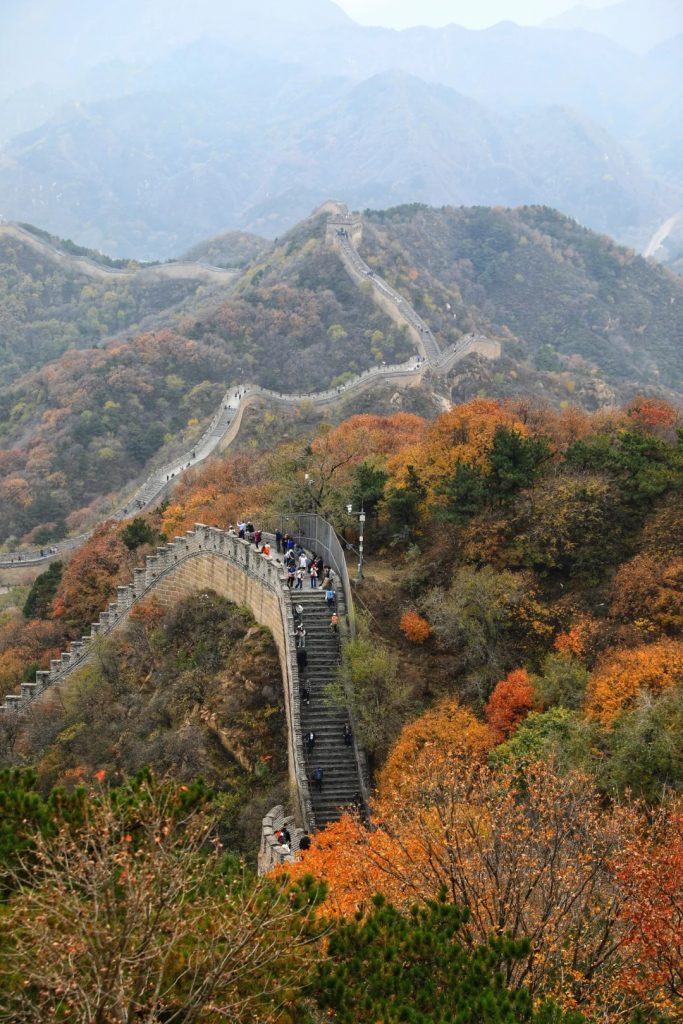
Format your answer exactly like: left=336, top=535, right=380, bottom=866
left=0, top=210, right=411, bottom=546
left=363, top=204, right=683, bottom=395
left=0, top=226, right=234, bottom=382
left=3, top=202, right=683, bottom=550
left=181, top=229, right=271, bottom=268
left=0, top=396, right=681, bottom=1020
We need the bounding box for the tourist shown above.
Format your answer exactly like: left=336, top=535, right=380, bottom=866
left=287, top=564, right=296, bottom=589
left=312, top=766, right=323, bottom=792
left=306, top=730, right=316, bottom=754
left=298, top=551, right=308, bottom=570
left=300, top=682, right=310, bottom=706
left=343, top=722, right=352, bottom=747
left=330, top=612, right=339, bottom=635
left=296, top=624, right=306, bottom=649
left=295, top=567, right=305, bottom=590
left=325, top=586, right=336, bottom=608
left=261, top=542, right=270, bottom=557
left=309, top=563, right=318, bottom=588
left=275, top=528, right=283, bottom=553
left=299, top=832, right=311, bottom=851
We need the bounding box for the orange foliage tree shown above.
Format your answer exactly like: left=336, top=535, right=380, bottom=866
left=286, top=753, right=636, bottom=1014
left=553, top=614, right=601, bottom=664
left=299, top=413, right=426, bottom=517
left=0, top=615, right=65, bottom=700
left=484, top=668, right=535, bottom=742
left=386, top=399, right=527, bottom=512
left=399, top=609, right=431, bottom=644
left=51, top=523, right=135, bottom=635
left=616, top=807, right=683, bottom=1014
left=161, top=452, right=274, bottom=537
left=586, top=639, right=683, bottom=726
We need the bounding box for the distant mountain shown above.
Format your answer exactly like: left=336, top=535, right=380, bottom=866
left=0, top=61, right=673, bottom=259
left=0, top=2, right=680, bottom=263
left=0, top=0, right=351, bottom=97
left=546, top=0, right=683, bottom=54
left=181, top=230, right=271, bottom=268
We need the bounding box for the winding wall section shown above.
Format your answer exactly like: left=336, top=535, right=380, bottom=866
left=0, top=208, right=500, bottom=576
left=0, top=526, right=317, bottom=825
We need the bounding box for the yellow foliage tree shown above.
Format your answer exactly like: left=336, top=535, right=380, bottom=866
left=586, top=639, right=683, bottom=726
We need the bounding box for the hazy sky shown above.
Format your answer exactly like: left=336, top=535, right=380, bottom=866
left=335, top=0, right=616, bottom=30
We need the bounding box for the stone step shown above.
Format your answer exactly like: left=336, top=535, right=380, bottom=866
left=289, top=585, right=362, bottom=830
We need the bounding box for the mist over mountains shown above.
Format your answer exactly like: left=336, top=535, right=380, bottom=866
left=546, top=0, right=683, bottom=54
left=0, top=0, right=680, bottom=260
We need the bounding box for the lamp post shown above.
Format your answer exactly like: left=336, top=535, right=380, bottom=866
left=304, top=473, right=315, bottom=512
left=346, top=503, right=366, bottom=582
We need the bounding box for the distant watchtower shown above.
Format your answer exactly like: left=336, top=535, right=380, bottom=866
left=326, top=207, right=363, bottom=248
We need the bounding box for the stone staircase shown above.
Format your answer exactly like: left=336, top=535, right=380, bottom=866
left=292, top=588, right=362, bottom=828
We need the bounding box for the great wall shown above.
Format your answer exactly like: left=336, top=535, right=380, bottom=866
left=0, top=221, right=238, bottom=283
left=0, top=206, right=501, bottom=869
left=0, top=204, right=500, bottom=579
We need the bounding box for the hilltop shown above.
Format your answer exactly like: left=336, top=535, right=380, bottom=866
left=181, top=229, right=271, bottom=268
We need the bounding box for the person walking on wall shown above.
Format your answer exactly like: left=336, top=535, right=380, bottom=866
left=310, top=563, right=318, bottom=589
left=312, top=766, right=323, bottom=792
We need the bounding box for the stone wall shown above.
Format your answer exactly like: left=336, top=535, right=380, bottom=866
left=258, top=804, right=308, bottom=874
left=0, top=524, right=314, bottom=828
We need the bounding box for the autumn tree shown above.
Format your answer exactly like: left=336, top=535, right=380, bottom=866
left=1, top=775, right=325, bottom=1023
left=610, top=554, right=683, bottom=638
left=616, top=806, right=683, bottom=1015
left=485, top=668, right=535, bottom=742
left=420, top=565, right=551, bottom=698
left=509, top=472, right=619, bottom=579
left=51, top=522, right=135, bottom=634
left=329, top=631, right=411, bottom=760
left=399, top=609, right=431, bottom=643
left=533, top=653, right=589, bottom=710
left=586, top=639, right=683, bottom=726
left=0, top=614, right=65, bottom=701
left=489, top=708, right=596, bottom=776
left=600, top=686, right=683, bottom=801
left=304, top=413, right=425, bottom=518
